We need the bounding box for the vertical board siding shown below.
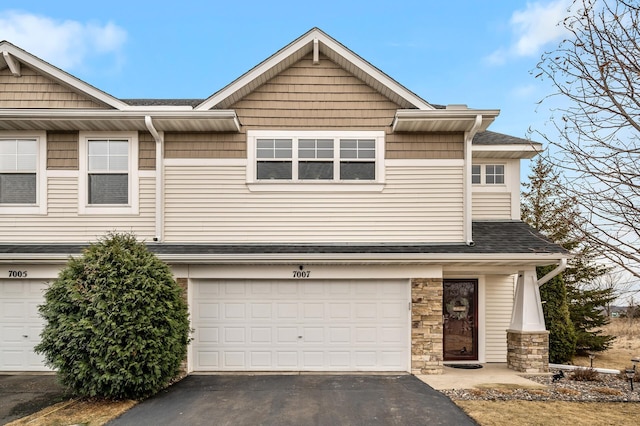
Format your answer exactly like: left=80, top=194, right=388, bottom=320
left=472, top=192, right=512, bottom=220
left=0, top=176, right=156, bottom=242
left=0, top=67, right=107, bottom=109
left=47, top=132, right=78, bottom=170
left=485, top=275, right=515, bottom=362
left=163, top=164, right=464, bottom=243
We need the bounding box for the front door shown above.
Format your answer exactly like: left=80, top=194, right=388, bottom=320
left=443, top=279, right=478, bottom=361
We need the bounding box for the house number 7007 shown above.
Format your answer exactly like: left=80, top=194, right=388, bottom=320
left=8, top=270, right=28, bottom=278
left=292, top=270, right=311, bottom=278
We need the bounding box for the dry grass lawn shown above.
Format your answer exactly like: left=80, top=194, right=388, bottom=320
left=457, top=401, right=640, bottom=426
left=457, top=318, right=640, bottom=426
left=6, top=399, right=137, bottom=426
left=8, top=319, right=640, bottom=425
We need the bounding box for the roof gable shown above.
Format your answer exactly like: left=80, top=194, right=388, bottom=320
left=0, top=40, right=128, bottom=110
left=196, top=28, right=434, bottom=111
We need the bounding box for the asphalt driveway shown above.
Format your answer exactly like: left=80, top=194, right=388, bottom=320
left=0, top=374, right=68, bottom=424
left=108, top=374, right=476, bottom=426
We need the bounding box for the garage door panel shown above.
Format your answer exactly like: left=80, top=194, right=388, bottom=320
left=192, top=279, right=408, bottom=371
left=0, top=280, right=51, bottom=371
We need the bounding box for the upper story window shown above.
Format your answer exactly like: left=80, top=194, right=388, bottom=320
left=0, top=132, right=47, bottom=214
left=87, top=139, right=129, bottom=204
left=0, top=139, right=37, bottom=204
left=79, top=132, right=139, bottom=215
left=249, top=131, right=384, bottom=189
left=472, top=164, right=505, bottom=185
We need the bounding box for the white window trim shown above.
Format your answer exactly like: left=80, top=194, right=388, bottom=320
left=78, top=131, right=139, bottom=215
left=471, top=161, right=509, bottom=191
left=0, top=131, right=47, bottom=215
left=247, top=130, right=385, bottom=192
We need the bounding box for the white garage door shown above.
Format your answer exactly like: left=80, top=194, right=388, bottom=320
left=192, top=279, right=409, bottom=372
left=0, top=280, right=50, bottom=371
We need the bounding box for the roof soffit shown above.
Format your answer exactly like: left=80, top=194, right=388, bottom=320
left=195, top=28, right=434, bottom=111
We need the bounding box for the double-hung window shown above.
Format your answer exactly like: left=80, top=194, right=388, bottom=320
left=79, top=132, right=138, bottom=214
left=0, top=139, right=37, bottom=204
left=0, top=132, right=47, bottom=214
left=249, top=131, right=384, bottom=189
left=472, top=164, right=505, bottom=185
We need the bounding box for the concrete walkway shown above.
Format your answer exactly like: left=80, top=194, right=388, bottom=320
left=418, top=363, right=547, bottom=390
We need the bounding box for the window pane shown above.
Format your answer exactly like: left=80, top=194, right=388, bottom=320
left=109, top=156, right=129, bottom=171
left=472, top=165, right=481, bottom=184
left=109, top=140, right=128, bottom=155
left=495, top=175, right=504, bottom=184
left=16, top=154, right=36, bottom=171
left=486, top=175, right=495, bottom=184
left=88, top=140, right=108, bottom=155
left=257, top=149, right=273, bottom=159
left=0, top=140, right=17, bottom=155
left=299, top=161, right=333, bottom=180
left=0, top=173, right=36, bottom=204
left=257, top=161, right=292, bottom=180
left=340, top=162, right=375, bottom=180
left=89, top=156, right=108, bottom=171
left=486, top=165, right=495, bottom=175
left=88, top=174, right=128, bottom=204
left=0, top=155, right=15, bottom=171
left=18, top=140, right=37, bottom=155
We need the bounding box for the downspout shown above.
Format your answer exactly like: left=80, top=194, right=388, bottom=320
left=144, top=116, right=164, bottom=242
left=464, top=114, right=483, bottom=246
left=537, top=258, right=568, bottom=286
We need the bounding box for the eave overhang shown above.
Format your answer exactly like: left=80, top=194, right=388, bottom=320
left=0, top=109, right=240, bottom=132
left=392, top=109, right=500, bottom=133
left=473, top=143, right=543, bottom=159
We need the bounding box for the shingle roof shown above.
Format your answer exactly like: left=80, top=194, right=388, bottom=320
left=0, top=221, right=566, bottom=257
left=472, top=130, right=536, bottom=146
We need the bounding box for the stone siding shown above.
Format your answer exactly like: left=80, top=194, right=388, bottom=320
left=411, top=278, right=444, bottom=374
left=506, top=330, right=549, bottom=373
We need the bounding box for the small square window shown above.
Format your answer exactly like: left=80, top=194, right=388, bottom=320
left=485, top=165, right=504, bottom=184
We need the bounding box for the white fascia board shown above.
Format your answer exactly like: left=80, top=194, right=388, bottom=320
left=196, top=28, right=433, bottom=111
left=0, top=42, right=129, bottom=110
left=472, top=144, right=543, bottom=159
left=0, top=108, right=238, bottom=121
left=393, top=109, right=500, bottom=132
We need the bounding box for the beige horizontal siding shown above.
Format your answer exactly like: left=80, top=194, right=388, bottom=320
left=0, top=67, right=107, bottom=109
left=472, top=192, right=512, bottom=220
left=163, top=164, right=464, bottom=243
left=485, top=275, right=515, bottom=362
left=0, top=176, right=156, bottom=242
left=47, top=132, right=78, bottom=170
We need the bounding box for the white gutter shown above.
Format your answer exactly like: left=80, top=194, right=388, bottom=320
left=464, top=114, right=483, bottom=246
left=537, top=258, right=568, bottom=286
left=145, top=116, right=164, bottom=242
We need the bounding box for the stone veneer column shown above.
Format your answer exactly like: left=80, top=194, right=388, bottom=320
left=507, top=330, right=549, bottom=373
left=411, top=278, right=443, bottom=374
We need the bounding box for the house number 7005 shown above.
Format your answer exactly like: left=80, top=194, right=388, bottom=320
left=8, top=270, right=28, bottom=278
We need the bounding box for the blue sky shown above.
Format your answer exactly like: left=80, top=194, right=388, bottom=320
left=0, top=0, right=572, bottom=149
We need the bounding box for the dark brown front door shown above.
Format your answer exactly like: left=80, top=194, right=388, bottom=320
left=443, top=279, right=478, bottom=361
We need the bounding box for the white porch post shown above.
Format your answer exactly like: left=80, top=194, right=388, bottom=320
left=507, top=269, right=549, bottom=373
left=509, top=269, right=545, bottom=331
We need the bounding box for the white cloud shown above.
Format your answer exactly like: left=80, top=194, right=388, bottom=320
left=486, top=0, right=573, bottom=65
left=0, top=10, right=126, bottom=70
left=511, top=84, right=537, bottom=98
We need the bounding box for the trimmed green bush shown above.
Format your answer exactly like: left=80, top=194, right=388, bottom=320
left=35, top=233, right=191, bottom=399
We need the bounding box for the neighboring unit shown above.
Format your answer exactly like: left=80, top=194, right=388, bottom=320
left=0, top=28, right=566, bottom=374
